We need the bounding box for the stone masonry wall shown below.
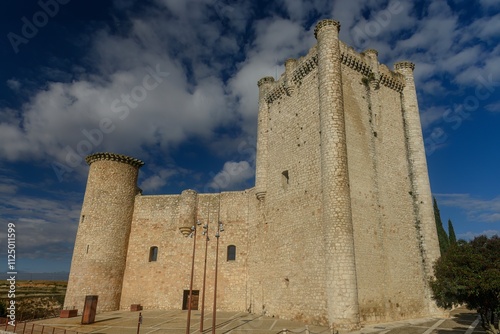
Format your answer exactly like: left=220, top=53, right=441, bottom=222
left=119, top=191, right=249, bottom=312
left=247, top=45, right=328, bottom=325
left=342, top=63, right=388, bottom=323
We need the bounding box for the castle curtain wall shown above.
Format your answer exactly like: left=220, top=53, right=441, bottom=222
left=119, top=192, right=249, bottom=312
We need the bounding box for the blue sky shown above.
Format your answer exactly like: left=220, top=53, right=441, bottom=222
left=0, top=0, right=499, bottom=273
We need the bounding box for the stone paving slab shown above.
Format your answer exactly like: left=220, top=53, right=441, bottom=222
left=4, top=307, right=490, bottom=334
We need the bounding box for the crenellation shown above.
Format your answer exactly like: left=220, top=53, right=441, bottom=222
left=65, top=18, right=442, bottom=331
left=85, top=152, right=144, bottom=168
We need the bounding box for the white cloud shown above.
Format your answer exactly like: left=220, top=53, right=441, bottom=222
left=7, top=79, right=21, bottom=92
left=0, top=194, right=80, bottom=260
left=485, top=101, right=500, bottom=113
left=479, top=0, right=500, bottom=8
left=420, top=106, right=447, bottom=130
left=435, top=193, right=500, bottom=223
left=0, top=183, right=18, bottom=194
left=278, top=0, right=331, bottom=23
left=208, top=160, right=254, bottom=191
left=140, top=168, right=179, bottom=192
left=440, top=46, right=483, bottom=73
left=458, top=230, right=500, bottom=240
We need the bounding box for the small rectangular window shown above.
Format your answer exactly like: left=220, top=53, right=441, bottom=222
left=227, top=245, right=236, bottom=261
left=282, top=170, right=289, bottom=190
left=149, top=246, right=158, bottom=262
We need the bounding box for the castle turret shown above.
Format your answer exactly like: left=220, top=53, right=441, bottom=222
left=64, top=152, right=144, bottom=313
left=315, top=19, right=360, bottom=330
left=255, top=76, right=274, bottom=201
left=395, top=61, right=442, bottom=315
left=178, top=189, right=198, bottom=236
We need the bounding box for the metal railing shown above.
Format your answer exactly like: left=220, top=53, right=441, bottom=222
left=2, top=320, right=80, bottom=334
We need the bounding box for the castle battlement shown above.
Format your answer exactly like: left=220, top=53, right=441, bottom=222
left=85, top=152, right=145, bottom=168
left=260, top=33, right=407, bottom=106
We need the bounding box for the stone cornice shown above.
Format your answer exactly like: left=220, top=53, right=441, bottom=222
left=363, top=49, right=379, bottom=56
left=265, top=82, right=288, bottom=104
left=86, top=152, right=145, bottom=168
left=258, top=76, right=275, bottom=87
left=379, top=72, right=405, bottom=92
left=314, top=19, right=341, bottom=39
left=261, top=41, right=406, bottom=103
left=394, top=61, right=415, bottom=71
left=340, top=51, right=372, bottom=77
left=291, top=54, right=318, bottom=85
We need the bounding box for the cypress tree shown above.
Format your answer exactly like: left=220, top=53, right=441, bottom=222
left=433, top=197, right=449, bottom=255
left=448, top=219, right=457, bottom=246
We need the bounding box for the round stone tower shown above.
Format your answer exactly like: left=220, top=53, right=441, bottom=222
left=255, top=76, right=274, bottom=202
left=178, top=189, right=199, bottom=236
left=315, top=19, right=360, bottom=330
left=395, top=61, right=442, bottom=316
left=64, top=152, right=144, bottom=313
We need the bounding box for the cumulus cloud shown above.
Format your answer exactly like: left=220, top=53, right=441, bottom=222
left=1, top=0, right=498, bottom=171
left=140, top=168, right=181, bottom=192
left=485, top=101, right=500, bottom=113
left=434, top=193, right=500, bottom=223
left=420, top=106, right=447, bottom=130
left=0, top=192, right=81, bottom=260
left=208, top=160, right=254, bottom=191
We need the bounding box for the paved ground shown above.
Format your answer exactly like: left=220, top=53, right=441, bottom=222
left=4, top=307, right=488, bottom=334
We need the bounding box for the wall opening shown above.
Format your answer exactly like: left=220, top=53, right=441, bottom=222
left=281, top=170, right=289, bottom=190
left=227, top=245, right=236, bottom=261
left=182, top=290, right=199, bottom=310
left=149, top=246, right=158, bottom=262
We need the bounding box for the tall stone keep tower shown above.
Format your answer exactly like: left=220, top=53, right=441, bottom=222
left=64, top=153, right=144, bottom=313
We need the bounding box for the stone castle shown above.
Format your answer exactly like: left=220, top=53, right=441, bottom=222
left=64, top=19, right=442, bottom=330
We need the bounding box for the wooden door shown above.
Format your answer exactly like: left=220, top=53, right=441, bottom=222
left=182, top=290, right=199, bottom=310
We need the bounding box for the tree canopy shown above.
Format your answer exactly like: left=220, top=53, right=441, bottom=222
left=433, top=197, right=449, bottom=255
left=430, top=235, right=500, bottom=333
left=448, top=219, right=457, bottom=246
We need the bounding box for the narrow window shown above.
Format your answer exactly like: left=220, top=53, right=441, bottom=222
left=86, top=245, right=89, bottom=254
left=281, top=170, right=289, bottom=189
left=81, top=215, right=85, bottom=223
left=149, top=246, right=158, bottom=262
left=227, top=245, right=236, bottom=261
